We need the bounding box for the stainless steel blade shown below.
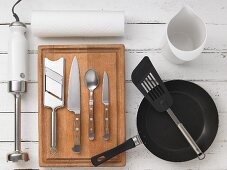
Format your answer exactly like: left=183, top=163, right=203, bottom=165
left=44, top=58, right=65, bottom=108
left=67, top=57, right=80, bottom=114
left=102, top=71, right=109, bottom=105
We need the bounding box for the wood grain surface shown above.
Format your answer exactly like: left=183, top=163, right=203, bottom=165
left=38, top=45, right=125, bottom=166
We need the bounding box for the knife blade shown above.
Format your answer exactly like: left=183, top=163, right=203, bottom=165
left=102, top=71, right=110, bottom=140
left=67, top=57, right=81, bottom=152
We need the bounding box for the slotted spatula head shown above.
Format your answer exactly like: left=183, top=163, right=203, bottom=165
left=131, top=56, right=173, bottom=112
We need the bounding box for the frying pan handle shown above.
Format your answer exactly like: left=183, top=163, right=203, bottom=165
left=91, top=136, right=140, bottom=166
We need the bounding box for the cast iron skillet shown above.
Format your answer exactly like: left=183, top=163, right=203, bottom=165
left=91, top=80, right=219, bottom=166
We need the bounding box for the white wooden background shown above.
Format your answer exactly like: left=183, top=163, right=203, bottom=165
left=0, top=0, right=227, bottom=169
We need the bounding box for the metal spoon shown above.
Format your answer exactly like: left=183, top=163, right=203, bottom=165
left=84, top=69, right=99, bottom=140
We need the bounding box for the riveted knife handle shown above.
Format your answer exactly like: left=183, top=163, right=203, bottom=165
left=89, top=104, right=95, bottom=140
left=72, top=114, right=81, bottom=152
left=103, top=104, right=110, bottom=140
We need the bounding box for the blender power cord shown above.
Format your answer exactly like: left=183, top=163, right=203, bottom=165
left=12, top=0, right=22, bottom=21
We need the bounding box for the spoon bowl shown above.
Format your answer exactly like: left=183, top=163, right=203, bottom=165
left=85, top=69, right=99, bottom=91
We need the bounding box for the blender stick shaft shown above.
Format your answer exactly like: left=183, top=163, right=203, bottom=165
left=14, top=93, right=21, bottom=152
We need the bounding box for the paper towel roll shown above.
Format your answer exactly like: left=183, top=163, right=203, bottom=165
left=31, top=10, right=124, bottom=37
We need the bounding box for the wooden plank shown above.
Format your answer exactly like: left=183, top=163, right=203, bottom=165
left=0, top=81, right=226, bottom=113
left=0, top=113, right=38, bottom=141
left=1, top=50, right=227, bottom=82
left=125, top=51, right=227, bottom=82
left=1, top=81, right=227, bottom=114
left=0, top=0, right=227, bottom=24
left=0, top=113, right=226, bottom=169
left=1, top=24, right=227, bottom=52
left=38, top=45, right=125, bottom=166
left=0, top=83, right=38, bottom=113
left=0, top=142, right=40, bottom=169
left=126, top=81, right=227, bottom=114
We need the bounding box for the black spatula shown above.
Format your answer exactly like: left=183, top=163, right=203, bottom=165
left=131, top=56, right=205, bottom=160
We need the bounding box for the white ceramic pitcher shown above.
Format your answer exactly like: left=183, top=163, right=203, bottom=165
left=162, top=6, right=207, bottom=64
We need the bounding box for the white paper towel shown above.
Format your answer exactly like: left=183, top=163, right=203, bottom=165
left=31, top=10, right=124, bottom=37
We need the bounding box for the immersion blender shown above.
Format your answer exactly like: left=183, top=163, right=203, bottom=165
left=7, top=0, right=29, bottom=162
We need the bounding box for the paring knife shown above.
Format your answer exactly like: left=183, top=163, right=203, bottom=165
left=102, top=71, right=110, bottom=140
left=67, top=57, right=81, bottom=153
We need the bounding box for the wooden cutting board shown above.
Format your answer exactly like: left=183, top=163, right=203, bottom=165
left=38, top=45, right=125, bottom=167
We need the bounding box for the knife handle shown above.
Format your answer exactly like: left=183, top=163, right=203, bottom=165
left=72, top=114, right=81, bottom=153
left=103, top=104, right=110, bottom=140
left=89, top=104, right=95, bottom=140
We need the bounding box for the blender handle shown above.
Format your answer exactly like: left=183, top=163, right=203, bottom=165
left=8, top=22, right=28, bottom=81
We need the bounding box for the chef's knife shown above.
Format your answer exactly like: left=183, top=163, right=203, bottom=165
left=67, top=57, right=81, bottom=152
left=102, top=71, right=110, bottom=140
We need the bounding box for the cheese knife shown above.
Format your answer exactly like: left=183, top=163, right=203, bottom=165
left=102, top=71, right=110, bottom=140
left=67, top=57, right=81, bottom=152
